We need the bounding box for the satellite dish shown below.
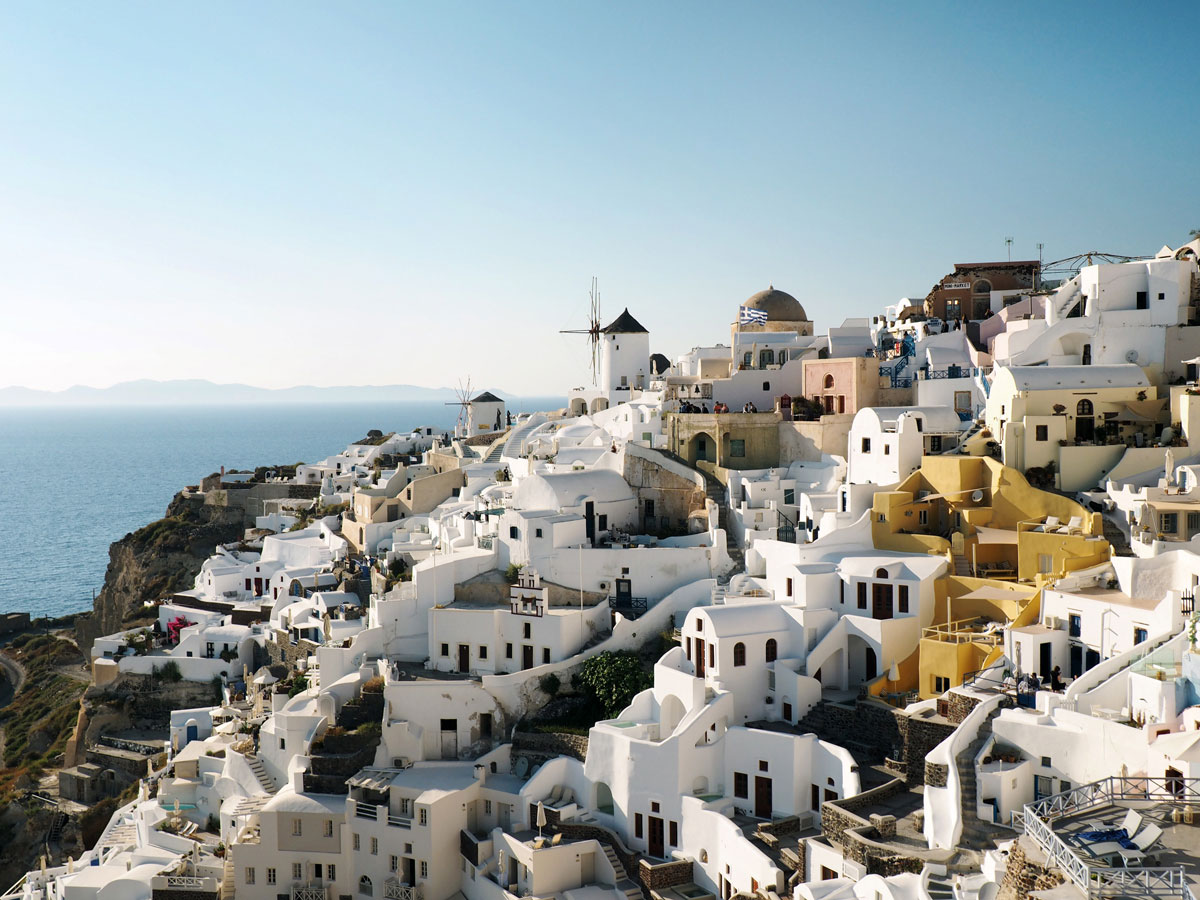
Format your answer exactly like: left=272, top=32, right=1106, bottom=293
left=1125, top=349, right=1139, bottom=364
left=971, top=489, right=984, bottom=502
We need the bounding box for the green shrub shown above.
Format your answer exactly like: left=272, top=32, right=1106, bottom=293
left=539, top=673, right=561, bottom=697
left=575, top=651, right=653, bottom=719
left=504, top=563, right=522, bottom=585
left=158, top=660, right=182, bottom=682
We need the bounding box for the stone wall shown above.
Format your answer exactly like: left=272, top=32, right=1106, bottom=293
left=820, top=776, right=907, bottom=848
left=512, top=730, right=589, bottom=762
left=638, top=858, right=693, bottom=891
left=996, top=836, right=1066, bottom=900
left=899, top=714, right=956, bottom=784
left=946, top=690, right=982, bottom=725
left=925, top=762, right=948, bottom=788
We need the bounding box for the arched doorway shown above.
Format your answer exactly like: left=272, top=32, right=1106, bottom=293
left=569, top=398, right=587, bottom=417
left=687, top=431, right=716, bottom=465
left=1075, top=399, right=1094, bottom=442
left=865, top=647, right=877, bottom=681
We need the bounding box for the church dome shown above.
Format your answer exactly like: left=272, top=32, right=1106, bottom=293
left=743, top=286, right=807, bottom=322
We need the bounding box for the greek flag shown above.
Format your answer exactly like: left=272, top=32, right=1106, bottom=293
left=739, top=305, right=768, bottom=325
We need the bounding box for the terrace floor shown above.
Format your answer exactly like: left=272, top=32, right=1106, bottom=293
left=1052, top=800, right=1200, bottom=892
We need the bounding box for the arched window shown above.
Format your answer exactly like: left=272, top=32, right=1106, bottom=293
left=875, top=567, right=889, bottom=579
left=1077, top=399, right=1094, bottom=417
left=359, top=877, right=373, bottom=896
left=824, top=374, right=835, bottom=390
left=733, top=642, right=746, bottom=667
left=765, top=638, right=777, bottom=663
left=973, top=279, right=992, bottom=294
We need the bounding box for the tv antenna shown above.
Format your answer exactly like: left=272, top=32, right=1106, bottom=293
left=1005, top=237, right=1013, bottom=261
left=559, top=277, right=602, bottom=385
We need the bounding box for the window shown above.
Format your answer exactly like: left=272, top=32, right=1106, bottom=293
left=898, top=585, right=909, bottom=614
left=918, top=509, right=928, bottom=526
left=861, top=437, right=871, bottom=453
left=762, top=381, right=770, bottom=392
left=759, top=760, right=768, bottom=771
left=1039, top=554, right=1054, bottom=574
left=1041, top=756, right=1052, bottom=768
left=1068, top=614, right=1081, bottom=638
left=743, top=352, right=753, bottom=368
left=884, top=443, right=891, bottom=455
left=324, top=819, right=333, bottom=837
left=292, top=818, right=302, bottom=836
left=929, top=435, right=942, bottom=452
left=1077, top=398, right=1093, bottom=417
left=1134, top=626, right=1148, bottom=644
left=371, top=836, right=378, bottom=855
left=1161, top=512, right=1179, bottom=534
left=420, top=861, right=428, bottom=880
left=485, top=799, right=492, bottom=814
left=359, top=876, right=373, bottom=896
left=267, top=869, right=276, bottom=885
left=786, top=578, right=793, bottom=597
left=857, top=582, right=867, bottom=609
left=441, top=643, right=449, bottom=657
left=733, top=642, right=746, bottom=666
left=535, top=528, right=543, bottom=538
left=419, top=808, right=428, bottom=825
left=670, top=821, right=678, bottom=847
left=509, top=526, right=518, bottom=539
left=824, top=374, right=835, bottom=390
left=506, top=643, right=513, bottom=658
left=695, top=618, right=702, bottom=631
left=651, top=801, right=660, bottom=813
left=293, top=863, right=303, bottom=881
left=934, top=675, right=950, bottom=693
left=523, top=622, right=532, bottom=639
left=635, top=813, right=644, bottom=838
left=353, top=833, right=361, bottom=850
left=1036, top=424, right=1048, bottom=442
left=479, top=645, right=487, bottom=659
left=390, top=856, right=398, bottom=873
left=734, top=772, right=748, bottom=798
left=598, top=514, right=608, bottom=530
left=765, top=638, right=777, bottom=662
left=945, top=298, right=960, bottom=319
left=1188, top=512, right=1200, bottom=533
left=542, top=647, right=550, bottom=664
left=1136, top=290, right=1148, bottom=310
left=730, top=439, right=746, bottom=458
left=709, top=644, right=714, bottom=668
left=328, top=865, right=335, bottom=881
left=245, top=868, right=255, bottom=885
left=783, top=488, right=794, bottom=505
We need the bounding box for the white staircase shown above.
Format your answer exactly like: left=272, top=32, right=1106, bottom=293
left=246, top=754, right=278, bottom=794
left=221, top=852, right=236, bottom=900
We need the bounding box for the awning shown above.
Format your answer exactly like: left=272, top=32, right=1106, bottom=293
left=956, top=584, right=1029, bottom=602
left=974, top=526, right=1019, bottom=545
left=347, top=769, right=395, bottom=791
left=1113, top=399, right=1166, bottom=423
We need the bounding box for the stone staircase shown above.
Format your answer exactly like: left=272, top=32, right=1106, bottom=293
left=955, top=704, right=1006, bottom=847
left=952, top=553, right=971, bottom=577
left=703, top=473, right=745, bottom=579
left=221, top=852, right=236, bottom=900
left=246, top=754, right=278, bottom=795
left=600, top=844, right=643, bottom=900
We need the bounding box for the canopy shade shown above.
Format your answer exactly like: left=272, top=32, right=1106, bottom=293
left=974, top=526, right=1019, bottom=545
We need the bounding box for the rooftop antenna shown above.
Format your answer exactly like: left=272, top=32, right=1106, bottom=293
left=1005, top=237, right=1013, bottom=262
left=559, top=277, right=603, bottom=385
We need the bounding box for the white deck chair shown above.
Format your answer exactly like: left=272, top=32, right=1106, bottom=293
left=1042, top=516, right=1061, bottom=532
left=1064, top=516, right=1084, bottom=534
left=1118, top=809, right=1143, bottom=837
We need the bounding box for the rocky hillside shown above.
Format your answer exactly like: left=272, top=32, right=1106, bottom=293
left=74, top=493, right=244, bottom=653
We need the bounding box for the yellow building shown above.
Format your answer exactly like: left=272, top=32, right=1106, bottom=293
left=865, top=456, right=1111, bottom=699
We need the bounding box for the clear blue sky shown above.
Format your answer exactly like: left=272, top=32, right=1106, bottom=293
left=2, top=2, right=1196, bottom=396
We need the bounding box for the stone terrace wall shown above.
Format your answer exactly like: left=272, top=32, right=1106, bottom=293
left=997, top=836, right=1067, bottom=900
left=512, top=730, right=589, bottom=762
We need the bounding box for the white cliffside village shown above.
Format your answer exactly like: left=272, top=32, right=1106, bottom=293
left=19, top=237, right=1200, bottom=900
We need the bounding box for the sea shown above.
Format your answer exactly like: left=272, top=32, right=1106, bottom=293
left=0, top=399, right=563, bottom=619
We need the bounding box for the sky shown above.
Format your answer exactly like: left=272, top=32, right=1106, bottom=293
left=1, top=2, right=1197, bottom=396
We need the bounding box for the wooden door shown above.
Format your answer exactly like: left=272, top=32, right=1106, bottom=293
left=872, top=583, right=893, bottom=619
left=648, top=816, right=664, bottom=858
left=522, top=645, right=534, bottom=669
left=458, top=644, right=470, bottom=673
left=754, top=776, right=772, bottom=819
left=695, top=640, right=705, bottom=677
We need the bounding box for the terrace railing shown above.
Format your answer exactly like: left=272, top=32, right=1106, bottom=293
left=1021, top=776, right=1200, bottom=898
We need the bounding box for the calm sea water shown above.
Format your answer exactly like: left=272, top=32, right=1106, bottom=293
left=0, top=400, right=562, bottom=618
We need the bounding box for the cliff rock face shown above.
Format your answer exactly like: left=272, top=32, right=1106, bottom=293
left=74, top=493, right=244, bottom=652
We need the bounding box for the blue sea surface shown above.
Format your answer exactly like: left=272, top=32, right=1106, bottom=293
left=0, top=400, right=562, bottom=618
